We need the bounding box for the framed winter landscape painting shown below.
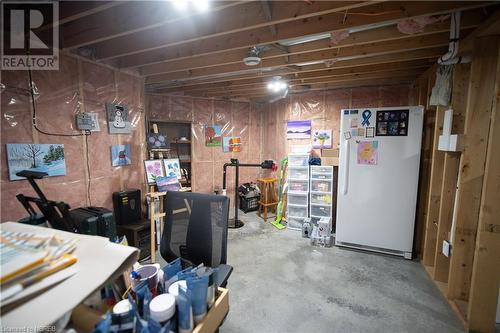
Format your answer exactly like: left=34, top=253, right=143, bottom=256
left=287, top=120, right=311, bottom=139
left=106, top=102, right=131, bottom=134
left=6, top=144, right=67, bottom=181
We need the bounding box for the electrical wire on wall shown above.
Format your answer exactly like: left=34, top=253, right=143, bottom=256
left=27, top=68, right=93, bottom=206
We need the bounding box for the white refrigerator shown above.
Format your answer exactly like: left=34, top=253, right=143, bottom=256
left=335, top=106, right=423, bottom=259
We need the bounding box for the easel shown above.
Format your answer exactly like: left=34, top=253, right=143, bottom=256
left=148, top=191, right=166, bottom=263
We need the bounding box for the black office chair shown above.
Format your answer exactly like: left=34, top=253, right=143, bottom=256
left=160, top=191, right=233, bottom=287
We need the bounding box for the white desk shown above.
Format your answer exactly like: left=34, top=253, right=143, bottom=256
left=0, top=222, right=139, bottom=329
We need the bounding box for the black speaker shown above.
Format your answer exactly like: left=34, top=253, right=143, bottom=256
left=112, top=189, right=142, bottom=225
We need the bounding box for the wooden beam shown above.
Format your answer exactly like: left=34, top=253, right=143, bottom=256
left=62, top=1, right=242, bottom=49
left=467, top=39, right=500, bottom=332
left=201, top=71, right=421, bottom=97
left=433, top=64, right=470, bottom=283
left=159, top=61, right=431, bottom=94
left=148, top=48, right=443, bottom=90
left=145, top=33, right=450, bottom=83
left=95, top=1, right=374, bottom=60
left=105, top=1, right=491, bottom=64
left=261, top=0, right=277, bottom=36
left=422, top=106, right=446, bottom=267
left=136, top=12, right=482, bottom=72
left=448, top=36, right=500, bottom=301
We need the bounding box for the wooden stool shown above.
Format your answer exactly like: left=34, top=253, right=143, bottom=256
left=257, top=177, right=278, bottom=222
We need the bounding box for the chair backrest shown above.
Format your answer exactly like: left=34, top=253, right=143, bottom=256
left=160, top=191, right=230, bottom=267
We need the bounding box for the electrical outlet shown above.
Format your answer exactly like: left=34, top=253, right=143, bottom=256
left=442, top=240, right=451, bottom=257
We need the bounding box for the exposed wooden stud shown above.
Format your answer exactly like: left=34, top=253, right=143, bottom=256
left=432, top=64, right=470, bottom=283
left=422, top=106, right=446, bottom=267
left=448, top=36, right=500, bottom=301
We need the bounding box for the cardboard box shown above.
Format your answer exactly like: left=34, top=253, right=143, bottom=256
left=321, top=148, right=339, bottom=166
left=193, top=287, right=229, bottom=333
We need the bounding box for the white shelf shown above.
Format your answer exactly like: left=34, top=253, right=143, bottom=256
left=310, top=165, right=333, bottom=220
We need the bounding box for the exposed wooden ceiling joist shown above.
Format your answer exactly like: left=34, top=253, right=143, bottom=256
left=150, top=47, right=445, bottom=91
left=61, top=1, right=241, bottom=49
left=93, top=1, right=373, bottom=61
left=139, top=15, right=480, bottom=76
left=197, top=69, right=425, bottom=97
left=113, top=1, right=490, bottom=68
left=157, top=60, right=431, bottom=94
left=146, top=30, right=456, bottom=84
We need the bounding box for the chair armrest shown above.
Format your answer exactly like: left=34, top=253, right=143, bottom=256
left=215, top=264, right=233, bottom=287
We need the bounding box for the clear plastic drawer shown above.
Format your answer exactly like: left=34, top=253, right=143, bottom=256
left=286, top=217, right=304, bottom=231
left=287, top=193, right=308, bottom=206
left=287, top=205, right=308, bottom=218
left=311, top=173, right=332, bottom=180
left=311, top=179, right=332, bottom=193
left=288, top=155, right=309, bottom=166
left=310, top=193, right=333, bottom=205
left=312, top=166, right=332, bottom=173
left=288, top=167, right=309, bottom=180
left=288, top=180, right=309, bottom=192
left=311, top=205, right=331, bottom=218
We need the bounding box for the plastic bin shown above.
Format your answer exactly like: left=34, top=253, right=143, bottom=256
left=286, top=217, right=304, bottom=231
left=312, top=166, right=332, bottom=173
left=288, top=154, right=309, bottom=166
left=288, top=180, right=309, bottom=192
left=239, top=195, right=260, bottom=213
left=311, top=172, right=332, bottom=180
left=288, top=167, right=309, bottom=180
left=287, top=205, right=308, bottom=218
left=311, top=179, right=332, bottom=193
left=311, top=204, right=331, bottom=218
left=310, top=193, right=332, bottom=205
left=287, top=193, right=308, bottom=206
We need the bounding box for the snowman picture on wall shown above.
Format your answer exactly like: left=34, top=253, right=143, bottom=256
left=113, top=106, right=126, bottom=128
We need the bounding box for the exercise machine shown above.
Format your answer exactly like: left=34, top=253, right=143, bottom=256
left=15, top=170, right=116, bottom=239
left=222, top=159, right=276, bottom=228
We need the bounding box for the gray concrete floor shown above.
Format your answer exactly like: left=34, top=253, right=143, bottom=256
left=220, top=210, right=465, bottom=333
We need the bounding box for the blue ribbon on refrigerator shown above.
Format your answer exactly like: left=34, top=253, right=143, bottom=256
left=361, top=110, right=371, bottom=126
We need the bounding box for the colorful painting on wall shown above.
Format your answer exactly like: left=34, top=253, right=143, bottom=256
left=156, top=175, right=181, bottom=192
left=6, top=144, right=67, bottom=181
left=205, top=125, right=222, bottom=147
left=106, top=102, right=131, bottom=134
left=111, top=144, right=131, bottom=167
left=312, top=130, right=332, bottom=149
left=147, top=133, right=169, bottom=149
left=287, top=120, right=311, bottom=139
left=357, top=141, right=378, bottom=165
left=144, top=160, right=165, bottom=184
left=222, top=137, right=242, bottom=152
left=163, top=158, right=182, bottom=179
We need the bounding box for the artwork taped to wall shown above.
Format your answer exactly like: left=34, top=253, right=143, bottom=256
left=106, top=103, right=131, bottom=134
left=287, top=120, right=311, bottom=139
left=357, top=141, right=378, bottom=165
left=6, top=144, right=67, bottom=181
left=312, top=130, right=332, bottom=149
left=111, top=144, right=131, bottom=167
left=163, top=158, right=181, bottom=179
left=222, top=137, right=242, bottom=152
left=205, top=125, right=222, bottom=147
left=144, top=159, right=165, bottom=184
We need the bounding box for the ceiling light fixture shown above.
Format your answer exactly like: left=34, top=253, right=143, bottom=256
left=171, top=0, right=210, bottom=12
left=267, top=76, right=288, bottom=93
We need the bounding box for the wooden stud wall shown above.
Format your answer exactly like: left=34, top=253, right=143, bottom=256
left=416, top=34, right=500, bottom=333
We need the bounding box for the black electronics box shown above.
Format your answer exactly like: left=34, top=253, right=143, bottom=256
left=70, top=207, right=117, bottom=240
left=117, top=222, right=151, bottom=260
left=112, top=189, right=142, bottom=225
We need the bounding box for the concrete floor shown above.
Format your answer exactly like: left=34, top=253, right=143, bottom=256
left=220, top=210, right=465, bottom=333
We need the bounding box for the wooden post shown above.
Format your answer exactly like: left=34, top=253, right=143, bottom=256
left=422, top=106, right=445, bottom=266
left=448, top=36, right=500, bottom=301
left=433, top=64, right=470, bottom=282
left=467, top=38, right=500, bottom=333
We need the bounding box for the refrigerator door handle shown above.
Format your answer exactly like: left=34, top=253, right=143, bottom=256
left=342, top=139, right=350, bottom=195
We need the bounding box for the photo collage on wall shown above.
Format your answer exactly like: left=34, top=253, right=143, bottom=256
left=376, top=110, right=409, bottom=136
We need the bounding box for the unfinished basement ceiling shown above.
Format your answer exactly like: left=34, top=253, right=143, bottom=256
left=57, top=1, right=498, bottom=100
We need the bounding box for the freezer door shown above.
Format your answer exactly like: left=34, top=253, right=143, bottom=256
left=335, top=107, right=423, bottom=256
